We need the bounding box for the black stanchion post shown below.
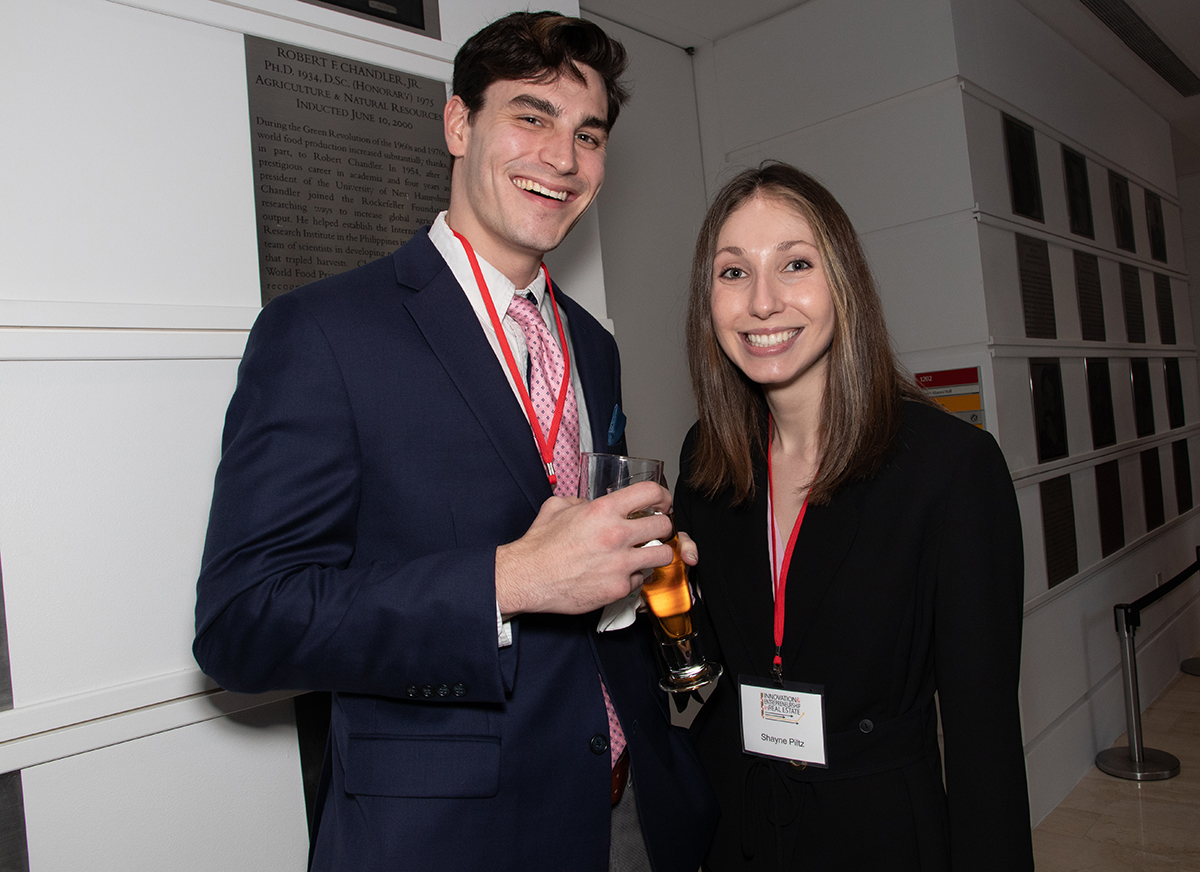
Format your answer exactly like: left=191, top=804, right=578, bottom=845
left=1095, top=604, right=1180, bottom=780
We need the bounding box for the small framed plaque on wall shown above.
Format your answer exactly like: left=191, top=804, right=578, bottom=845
left=299, top=0, right=440, bottom=39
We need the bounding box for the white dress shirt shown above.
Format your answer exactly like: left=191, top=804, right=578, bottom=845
left=428, top=212, right=601, bottom=644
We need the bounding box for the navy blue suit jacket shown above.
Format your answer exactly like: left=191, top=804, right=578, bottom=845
left=194, top=228, right=716, bottom=871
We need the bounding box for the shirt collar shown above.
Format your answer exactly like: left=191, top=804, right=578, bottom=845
left=429, top=212, right=547, bottom=309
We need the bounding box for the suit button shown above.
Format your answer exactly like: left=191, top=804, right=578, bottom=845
left=453, top=683, right=467, bottom=697
left=421, top=685, right=434, bottom=698
left=437, top=684, right=450, bottom=697
left=590, top=734, right=609, bottom=755
left=405, top=685, right=417, bottom=698
left=859, top=719, right=874, bottom=733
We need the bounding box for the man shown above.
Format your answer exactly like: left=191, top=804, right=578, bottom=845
left=194, top=11, right=717, bottom=872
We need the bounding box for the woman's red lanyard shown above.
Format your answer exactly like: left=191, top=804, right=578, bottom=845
left=767, top=417, right=815, bottom=685
left=452, top=229, right=571, bottom=487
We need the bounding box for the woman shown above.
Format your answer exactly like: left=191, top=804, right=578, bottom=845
left=676, top=163, right=1033, bottom=871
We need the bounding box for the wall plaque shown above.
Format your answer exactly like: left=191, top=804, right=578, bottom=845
left=1094, top=459, right=1124, bottom=558
left=1085, top=357, right=1116, bottom=449
left=1030, top=358, right=1069, bottom=463
left=245, top=36, right=452, bottom=304
left=1040, top=474, right=1078, bottom=588
left=1173, top=439, right=1193, bottom=514
left=1016, top=234, right=1056, bottom=339
left=914, top=366, right=984, bottom=429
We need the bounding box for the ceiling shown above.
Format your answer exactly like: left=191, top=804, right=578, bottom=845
left=581, top=0, right=1200, bottom=176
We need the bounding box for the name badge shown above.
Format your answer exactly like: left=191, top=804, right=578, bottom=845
left=738, top=675, right=827, bottom=767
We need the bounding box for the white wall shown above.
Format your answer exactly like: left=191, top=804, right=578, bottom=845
left=584, top=13, right=708, bottom=487
left=951, top=0, right=1176, bottom=195
left=0, top=0, right=590, bottom=866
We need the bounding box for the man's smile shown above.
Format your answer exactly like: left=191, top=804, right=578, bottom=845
left=514, top=177, right=570, bottom=201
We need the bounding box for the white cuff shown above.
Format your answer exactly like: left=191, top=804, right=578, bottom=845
left=497, top=602, right=513, bottom=648
left=596, top=590, right=641, bottom=632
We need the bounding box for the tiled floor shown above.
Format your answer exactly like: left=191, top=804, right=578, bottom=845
left=1032, top=664, right=1200, bottom=870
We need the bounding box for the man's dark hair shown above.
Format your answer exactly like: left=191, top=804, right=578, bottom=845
left=452, top=11, right=630, bottom=130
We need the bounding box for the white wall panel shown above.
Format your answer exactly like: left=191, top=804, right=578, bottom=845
left=1108, top=357, right=1137, bottom=447
left=1090, top=159, right=1118, bottom=253
left=584, top=13, right=707, bottom=486
left=1128, top=180, right=1152, bottom=261
left=992, top=354, right=1038, bottom=473
left=1050, top=244, right=1081, bottom=342
left=951, top=0, right=1175, bottom=194
left=1059, top=357, right=1089, bottom=462
left=0, top=0, right=260, bottom=309
left=1163, top=199, right=1185, bottom=271
left=1097, top=258, right=1125, bottom=351
left=707, top=0, right=958, bottom=161
left=21, top=700, right=308, bottom=871
left=1170, top=275, right=1195, bottom=348
left=963, top=92, right=1021, bottom=224
left=0, top=358, right=236, bottom=706
left=1037, top=130, right=1070, bottom=239
left=1014, top=482, right=1047, bottom=601
left=1182, top=357, right=1200, bottom=427
left=978, top=223, right=1026, bottom=343
left=860, top=215, right=989, bottom=354
left=727, top=81, right=975, bottom=237
left=1072, top=463, right=1102, bottom=570
left=1117, top=449, right=1146, bottom=543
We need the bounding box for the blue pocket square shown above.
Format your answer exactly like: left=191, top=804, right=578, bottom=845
left=607, top=405, right=627, bottom=447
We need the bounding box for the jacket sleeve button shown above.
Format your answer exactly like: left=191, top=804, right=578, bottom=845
left=453, top=683, right=467, bottom=697
left=859, top=718, right=874, bottom=733
left=405, top=685, right=417, bottom=698
left=421, top=685, right=434, bottom=698
left=589, top=734, right=610, bottom=755
left=437, top=684, right=450, bottom=697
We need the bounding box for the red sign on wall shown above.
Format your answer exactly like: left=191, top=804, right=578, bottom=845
left=915, top=366, right=984, bottom=428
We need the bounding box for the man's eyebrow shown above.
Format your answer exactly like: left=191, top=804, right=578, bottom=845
left=509, top=94, right=560, bottom=117
left=508, top=94, right=610, bottom=135
left=579, top=115, right=610, bottom=135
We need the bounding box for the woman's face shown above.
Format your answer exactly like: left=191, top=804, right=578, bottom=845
left=710, top=195, right=835, bottom=393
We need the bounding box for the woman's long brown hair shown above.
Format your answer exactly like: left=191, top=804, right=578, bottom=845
left=684, top=162, right=932, bottom=505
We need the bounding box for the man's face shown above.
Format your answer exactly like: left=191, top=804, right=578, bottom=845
left=443, top=63, right=609, bottom=283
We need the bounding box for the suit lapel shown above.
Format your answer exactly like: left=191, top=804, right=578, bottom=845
left=782, top=483, right=860, bottom=676
left=557, top=291, right=616, bottom=454
left=396, top=232, right=551, bottom=513
left=701, top=468, right=776, bottom=673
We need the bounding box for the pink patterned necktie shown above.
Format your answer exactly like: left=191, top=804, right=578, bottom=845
left=506, top=293, right=625, bottom=765
left=505, top=293, right=580, bottom=499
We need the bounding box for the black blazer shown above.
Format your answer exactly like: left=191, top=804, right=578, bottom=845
left=194, top=228, right=717, bottom=871
left=676, top=401, right=1033, bottom=871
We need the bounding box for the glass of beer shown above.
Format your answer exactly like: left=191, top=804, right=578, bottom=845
left=579, top=453, right=723, bottom=693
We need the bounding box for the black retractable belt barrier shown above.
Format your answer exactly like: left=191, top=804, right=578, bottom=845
left=1095, top=545, right=1200, bottom=781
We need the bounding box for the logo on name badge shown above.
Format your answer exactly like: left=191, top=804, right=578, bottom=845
left=760, top=690, right=806, bottom=724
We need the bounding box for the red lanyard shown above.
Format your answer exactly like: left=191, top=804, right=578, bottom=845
left=452, top=229, right=571, bottom=487
left=766, top=421, right=814, bottom=683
